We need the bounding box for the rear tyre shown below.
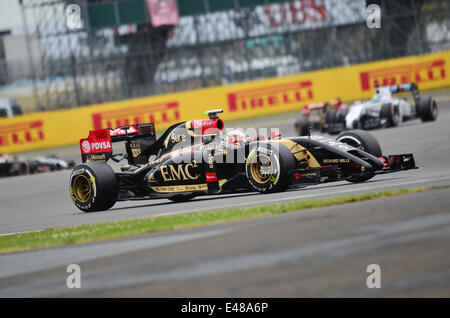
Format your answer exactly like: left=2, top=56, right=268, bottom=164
left=417, top=97, right=438, bottom=122
left=380, top=103, right=400, bottom=127
left=168, top=193, right=196, bottom=202
left=325, top=109, right=340, bottom=134
left=337, top=130, right=382, bottom=183
left=245, top=143, right=296, bottom=193
left=325, top=109, right=337, bottom=124
left=294, top=115, right=311, bottom=136
left=69, top=162, right=117, bottom=212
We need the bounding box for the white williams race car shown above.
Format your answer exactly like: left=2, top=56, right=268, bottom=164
left=310, top=83, right=438, bottom=134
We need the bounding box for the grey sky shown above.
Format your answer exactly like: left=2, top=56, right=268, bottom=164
left=0, top=0, right=23, bottom=32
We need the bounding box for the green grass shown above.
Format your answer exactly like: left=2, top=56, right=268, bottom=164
left=0, top=187, right=427, bottom=254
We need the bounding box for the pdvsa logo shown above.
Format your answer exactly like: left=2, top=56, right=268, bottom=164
left=91, top=141, right=112, bottom=151
left=81, top=140, right=91, bottom=153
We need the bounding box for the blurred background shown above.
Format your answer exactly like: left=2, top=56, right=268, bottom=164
left=0, top=0, right=449, bottom=113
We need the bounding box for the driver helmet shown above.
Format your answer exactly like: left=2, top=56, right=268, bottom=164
left=372, top=83, right=381, bottom=99
left=225, top=129, right=248, bottom=148
left=330, top=98, right=342, bottom=108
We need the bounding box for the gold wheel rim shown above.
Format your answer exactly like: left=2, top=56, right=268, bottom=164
left=73, top=175, right=92, bottom=203
left=250, top=153, right=273, bottom=184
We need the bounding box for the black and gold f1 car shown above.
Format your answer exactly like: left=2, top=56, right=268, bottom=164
left=69, top=110, right=417, bottom=212
left=1, top=153, right=75, bottom=177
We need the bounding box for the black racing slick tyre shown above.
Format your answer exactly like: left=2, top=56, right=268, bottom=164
left=294, top=115, right=311, bottom=136
left=325, top=109, right=340, bottom=134
left=69, top=162, right=118, bottom=212
left=168, top=193, right=196, bottom=202
left=417, top=97, right=438, bottom=122
left=380, top=103, right=400, bottom=127
left=325, top=109, right=338, bottom=124
left=245, top=143, right=296, bottom=193
left=337, top=130, right=382, bottom=183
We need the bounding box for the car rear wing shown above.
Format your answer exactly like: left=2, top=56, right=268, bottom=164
left=80, top=123, right=156, bottom=164
left=387, top=83, right=420, bottom=105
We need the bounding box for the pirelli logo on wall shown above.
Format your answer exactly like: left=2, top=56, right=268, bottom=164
left=1, top=49, right=449, bottom=155
left=0, top=120, right=44, bottom=147
left=92, top=101, right=180, bottom=130
left=360, top=59, right=446, bottom=91
left=227, top=81, right=314, bottom=113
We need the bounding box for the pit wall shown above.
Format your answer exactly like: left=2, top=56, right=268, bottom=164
left=1, top=50, right=449, bottom=153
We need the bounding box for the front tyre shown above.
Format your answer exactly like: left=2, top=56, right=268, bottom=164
left=69, top=162, right=118, bottom=212
left=245, top=143, right=296, bottom=193
left=380, top=103, right=401, bottom=127
left=337, top=130, right=382, bottom=183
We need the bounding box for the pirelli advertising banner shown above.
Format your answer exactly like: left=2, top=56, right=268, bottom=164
left=1, top=50, right=449, bottom=153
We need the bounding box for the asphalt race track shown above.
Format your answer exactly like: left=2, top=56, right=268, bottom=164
left=1, top=188, right=449, bottom=297
left=0, top=92, right=450, bottom=297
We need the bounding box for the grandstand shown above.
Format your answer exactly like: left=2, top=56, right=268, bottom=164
left=0, top=0, right=448, bottom=112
